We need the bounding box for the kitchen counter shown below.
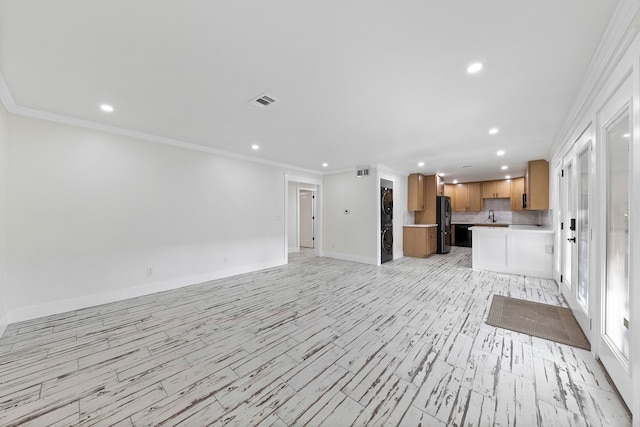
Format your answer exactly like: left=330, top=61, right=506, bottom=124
left=508, top=225, right=553, bottom=232
left=404, top=224, right=437, bottom=228
left=471, top=225, right=554, bottom=278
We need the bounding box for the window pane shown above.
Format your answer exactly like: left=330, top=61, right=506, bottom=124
left=577, top=148, right=589, bottom=308
left=605, top=113, right=630, bottom=359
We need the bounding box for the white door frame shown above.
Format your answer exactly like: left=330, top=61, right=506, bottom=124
left=284, top=174, right=323, bottom=260
left=594, top=74, right=633, bottom=407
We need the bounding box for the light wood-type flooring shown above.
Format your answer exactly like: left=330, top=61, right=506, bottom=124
left=0, top=247, right=632, bottom=426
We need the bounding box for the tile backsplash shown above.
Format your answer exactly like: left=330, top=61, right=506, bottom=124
left=451, top=198, right=551, bottom=226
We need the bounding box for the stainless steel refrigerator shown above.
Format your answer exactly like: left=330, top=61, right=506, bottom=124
left=436, top=196, right=451, bottom=254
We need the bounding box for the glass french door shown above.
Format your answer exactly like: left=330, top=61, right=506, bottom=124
left=596, top=77, right=632, bottom=407
left=561, top=134, right=591, bottom=336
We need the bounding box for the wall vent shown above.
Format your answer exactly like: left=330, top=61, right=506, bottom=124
left=356, top=168, right=370, bottom=177
left=249, top=93, right=277, bottom=109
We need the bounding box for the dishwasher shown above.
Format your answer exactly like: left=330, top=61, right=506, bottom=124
left=454, top=224, right=473, bottom=247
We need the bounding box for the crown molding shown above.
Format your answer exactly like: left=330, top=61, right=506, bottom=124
left=0, top=73, right=323, bottom=177
left=551, top=0, right=640, bottom=158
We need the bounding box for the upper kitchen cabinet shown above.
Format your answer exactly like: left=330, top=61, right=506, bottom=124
left=482, top=180, right=511, bottom=199
left=412, top=174, right=443, bottom=224
left=444, top=184, right=456, bottom=211
left=408, top=173, right=425, bottom=211
left=453, top=182, right=481, bottom=212
left=434, top=174, right=444, bottom=197
left=524, top=160, right=549, bottom=210
left=510, top=177, right=525, bottom=211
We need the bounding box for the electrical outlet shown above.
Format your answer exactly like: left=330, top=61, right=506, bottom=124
left=146, top=268, right=153, bottom=277
left=545, top=245, right=553, bottom=254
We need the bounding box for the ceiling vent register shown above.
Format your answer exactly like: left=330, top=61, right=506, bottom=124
left=249, top=93, right=277, bottom=109
left=356, top=168, right=370, bottom=177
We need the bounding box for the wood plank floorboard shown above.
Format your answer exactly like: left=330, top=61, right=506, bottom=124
left=0, top=247, right=631, bottom=426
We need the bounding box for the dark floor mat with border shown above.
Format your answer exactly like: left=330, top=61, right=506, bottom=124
left=486, top=295, right=590, bottom=350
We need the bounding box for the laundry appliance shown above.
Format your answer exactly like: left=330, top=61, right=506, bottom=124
left=380, top=180, right=393, bottom=263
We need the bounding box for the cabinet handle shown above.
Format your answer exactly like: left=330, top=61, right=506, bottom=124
left=567, top=237, right=576, bottom=243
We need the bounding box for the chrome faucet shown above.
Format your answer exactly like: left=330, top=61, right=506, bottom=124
left=489, top=209, right=496, bottom=223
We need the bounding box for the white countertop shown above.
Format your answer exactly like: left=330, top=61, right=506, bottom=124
left=470, top=224, right=553, bottom=233
left=508, top=225, right=553, bottom=233
left=404, top=224, right=437, bottom=228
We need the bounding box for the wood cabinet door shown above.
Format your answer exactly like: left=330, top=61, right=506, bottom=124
left=527, top=160, right=549, bottom=210
left=467, top=182, right=482, bottom=211
left=495, top=180, right=511, bottom=198
left=454, top=184, right=468, bottom=211
left=403, top=227, right=429, bottom=257
left=444, top=184, right=456, bottom=211
left=482, top=181, right=496, bottom=198
left=435, top=175, right=444, bottom=196
left=428, top=227, right=437, bottom=255
left=407, top=174, right=424, bottom=211
left=510, top=177, right=525, bottom=211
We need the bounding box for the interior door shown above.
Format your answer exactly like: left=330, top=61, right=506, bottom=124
left=299, top=190, right=314, bottom=248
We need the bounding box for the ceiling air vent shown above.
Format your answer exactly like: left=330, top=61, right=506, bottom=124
left=356, top=168, right=370, bottom=177
left=249, top=93, right=277, bottom=109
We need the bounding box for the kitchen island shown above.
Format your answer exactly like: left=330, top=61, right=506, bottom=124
left=471, top=225, right=554, bottom=279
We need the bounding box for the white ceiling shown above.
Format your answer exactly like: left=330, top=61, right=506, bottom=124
left=0, top=1, right=619, bottom=181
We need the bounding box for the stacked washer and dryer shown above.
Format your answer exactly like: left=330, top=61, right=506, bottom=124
left=380, top=179, right=393, bottom=263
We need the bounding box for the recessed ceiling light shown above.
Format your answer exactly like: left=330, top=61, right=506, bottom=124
left=453, top=180, right=459, bottom=184
left=505, top=175, right=511, bottom=179
left=489, top=128, right=499, bottom=135
left=418, top=161, right=425, bottom=167
left=467, top=62, right=483, bottom=74
left=322, top=163, right=328, bottom=167
left=497, top=150, right=505, bottom=156
left=251, top=144, right=259, bottom=150
left=501, top=165, right=508, bottom=170
left=623, top=133, right=631, bottom=138
left=438, top=173, right=445, bottom=177
left=100, top=104, right=114, bottom=113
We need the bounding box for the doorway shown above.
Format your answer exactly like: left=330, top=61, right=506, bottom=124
left=285, top=175, right=322, bottom=260
left=599, top=106, right=631, bottom=406
left=299, top=190, right=315, bottom=248
left=591, top=75, right=632, bottom=408
left=560, top=131, right=592, bottom=337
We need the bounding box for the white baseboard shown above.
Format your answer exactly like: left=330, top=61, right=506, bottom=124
left=7, top=259, right=287, bottom=324
left=322, top=251, right=378, bottom=266
left=288, top=246, right=300, bottom=253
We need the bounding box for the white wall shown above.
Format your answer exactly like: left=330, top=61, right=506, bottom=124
left=0, top=103, right=8, bottom=336
left=548, top=0, right=640, bottom=419
left=5, top=114, right=320, bottom=322
left=323, top=170, right=377, bottom=264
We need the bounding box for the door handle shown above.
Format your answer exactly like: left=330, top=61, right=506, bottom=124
left=567, top=237, right=576, bottom=243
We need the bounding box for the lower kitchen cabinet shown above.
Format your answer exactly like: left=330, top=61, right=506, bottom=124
left=403, top=226, right=437, bottom=258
